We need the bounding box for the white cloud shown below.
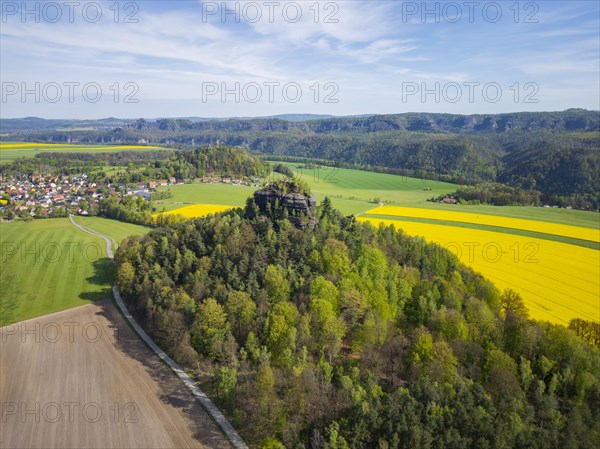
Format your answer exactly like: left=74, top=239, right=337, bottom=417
left=1, top=0, right=598, bottom=117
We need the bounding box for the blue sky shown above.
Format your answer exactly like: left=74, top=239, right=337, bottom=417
left=1, top=0, right=598, bottom=118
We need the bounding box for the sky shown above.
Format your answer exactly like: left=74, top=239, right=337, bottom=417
left=1, top=0, right=599, bottom=118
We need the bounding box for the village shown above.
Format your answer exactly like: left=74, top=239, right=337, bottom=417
left=0, top=173, right=261, bottom=220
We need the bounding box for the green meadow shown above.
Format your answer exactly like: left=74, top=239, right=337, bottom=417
left=276, top=162, right=456, bottom=214
left=150, top=161, right=600, bottom=227
left=277, top=162, right=600, bottom=227
left=151, top=163, right=458, bottom=216
left=154, top=183, right=257, bottom=212
left=1, top=163, right=597, bottom=326
left=72, top=216, right=151, bottom=247
left=0, top=219, right=113, bottom=325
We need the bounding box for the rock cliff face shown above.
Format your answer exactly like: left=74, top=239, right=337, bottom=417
left=254, top=182, right=317, bottom=228
left=254, top=187, right=316, bottom=215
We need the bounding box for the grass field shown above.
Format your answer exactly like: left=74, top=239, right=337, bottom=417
left=271, top=162, right=600, bottom=227
left=4, top=160, right=596, bottom=329
left=154, top=183, right=256, bottom=212
left=153, top=162, right=600, bottom=228
left=0, top=219, right=113, bottom=325
left=72, top=216, right=151, bottom=247
left=273, top=162, right=456, bottom=214
left=151, top=164, right=457, bottom=216
left=358, top=216, right=600, bottom=325
left=0, top=142, right=171, bottom=162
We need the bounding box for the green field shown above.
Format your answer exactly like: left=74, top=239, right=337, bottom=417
left=152, top=164, right=458, bottom=216
left=151, top=163, right=458, bottom=216
left=154, top=183, right=257, bottom=212
left=279, top=162, right=456, bottom=213
left=151, top=163, right=600, bottom=226
left=1, top=164, right=597, bottom=326
left=0, top=219, right=113, bottom=325
left=72, top=216, right=151, bottom=248
left=0, top=142, right=171, bottom=162
left=276, top=162, right=600, bottom=227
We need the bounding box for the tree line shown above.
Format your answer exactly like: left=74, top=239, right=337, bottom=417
left=115, top=192, right=600, bottom=449
left=1, top=145, right=270, bottom=186
left=3, top=110, right=598, bottom=207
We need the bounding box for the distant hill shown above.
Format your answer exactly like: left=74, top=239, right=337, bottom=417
left=0, top=114, right=337, bottom=132
left=3, top=109, right=597, bottom=133
left=0, top=117, right=135, bottom=131
left=262, top=113, right=336, bottom=121
left=2, top=110, right=598, bottom=202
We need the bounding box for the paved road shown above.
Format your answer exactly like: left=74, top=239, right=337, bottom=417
left=69, top=215, right=114, bottom=259
left=69, top=215, right=248, bottom=449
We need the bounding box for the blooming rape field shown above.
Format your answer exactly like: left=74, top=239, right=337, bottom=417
left=154, top=204, right=234, bottom=218
left=365, top=205, right=600, bottom=243
left=357, top=215, right=600, bottom=325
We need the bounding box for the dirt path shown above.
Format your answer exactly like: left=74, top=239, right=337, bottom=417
left=0, top=300, right=231, bottom=449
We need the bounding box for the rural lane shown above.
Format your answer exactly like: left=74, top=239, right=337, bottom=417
left=69, top=215, right=248, bottom=449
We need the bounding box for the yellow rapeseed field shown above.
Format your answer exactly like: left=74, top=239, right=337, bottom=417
left=155, top=204, right=234, bottom=218
left=357, top=216, right=600, bottom=325
left=366, top=205, right=600, bottom=243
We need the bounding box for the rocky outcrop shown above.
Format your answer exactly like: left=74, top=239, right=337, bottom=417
left=253, top=182, right=317, bottom=228
left=282, top=192, right=316, bottom=213
left=254, top=187, right=316, bottom=215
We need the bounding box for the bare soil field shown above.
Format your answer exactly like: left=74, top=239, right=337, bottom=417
left=0, top=299, right=231, bottom=449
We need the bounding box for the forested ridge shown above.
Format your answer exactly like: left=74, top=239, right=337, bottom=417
left=1, top=145, right=271, bottom=184
left=4, top=110, right=599, bottom=203
left=4, top=109, right=598, bottom=134
left=115, top=192, right=600, bottom=449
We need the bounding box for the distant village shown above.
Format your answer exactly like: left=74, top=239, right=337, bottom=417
left=0, top=173, right=261, bottom=220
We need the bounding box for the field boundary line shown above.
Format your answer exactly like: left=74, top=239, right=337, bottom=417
left=0, top=303, right=93, bottom=331
left=69, top=215, right=248, bottom=449
left=361, top=213, right=600, bottom=250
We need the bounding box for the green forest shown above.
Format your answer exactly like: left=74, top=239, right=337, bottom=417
left=0, top=145, right=271, bottom=185
left=3, top=110, right=599, bottom=207
left=115, top=185, right=600, bottom=449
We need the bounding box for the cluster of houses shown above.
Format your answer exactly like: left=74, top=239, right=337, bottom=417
left=202, top=176, right=260, bottom=185
left=126, top=177, right=183, bottom=200
left=0, top=174, right=188, bottom=218
left=0, top=173, right=262, bottom=219
left=0, top=174, right=110, bottom=218
left=440, top=197, right=458, bottom=204
left=147, top=177, right=178, bottom=189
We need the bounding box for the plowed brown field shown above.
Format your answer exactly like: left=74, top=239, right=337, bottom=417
left=0, top=300, right=231, bottom=449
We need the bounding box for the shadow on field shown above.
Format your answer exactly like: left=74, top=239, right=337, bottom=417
left=0, top=273, right=21, bottom=326
left=79, top=257, right=115, bottom=302
left=92, top=299, right=229, bottom=448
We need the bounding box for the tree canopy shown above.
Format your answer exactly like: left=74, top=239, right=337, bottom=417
left=115, top=195, right=600, bottom=448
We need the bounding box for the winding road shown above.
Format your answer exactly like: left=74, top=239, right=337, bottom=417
left=69, top=215, right=248, bottom=449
